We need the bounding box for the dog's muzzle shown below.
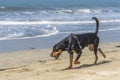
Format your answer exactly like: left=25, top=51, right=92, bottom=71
left=50, top=51, right=62, bottom=59
left=51, top=52, right=59, bottom=57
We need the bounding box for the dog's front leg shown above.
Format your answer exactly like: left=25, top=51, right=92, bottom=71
left=74, top=52, right=81, bottom=64
left=65, top=52, right=73, bottom=70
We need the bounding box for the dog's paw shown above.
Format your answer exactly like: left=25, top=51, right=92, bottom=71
left=64, top=66, right=72, bottom=70
left=74, top=61, right=80, bottom=65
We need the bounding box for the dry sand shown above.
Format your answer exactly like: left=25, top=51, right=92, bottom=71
left=0, top=42, right=120, bottom=80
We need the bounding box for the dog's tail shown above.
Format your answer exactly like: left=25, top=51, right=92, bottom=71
left=92, top=17, right=99, bottom=35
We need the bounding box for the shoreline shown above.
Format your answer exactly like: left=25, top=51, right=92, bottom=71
left=0, top=29, right=120, bottom=53
left=0, top=42, right=120, bottom=80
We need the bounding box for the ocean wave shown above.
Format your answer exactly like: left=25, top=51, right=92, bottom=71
left=99, top=27, right=120, bottom=32
left=0, top=25, right=59, bottom=40
left=0, top=6, right=27, bottom=11
left=1, top=8, right=120, bottom=22
left=59, top=27, right=120, bottom=35
left=0, top=6, right=5, bottom=9
left=24, top=11, right=35, bottom=15
left=54, top=8, right=120, bottom=14
left=85, top=8, right=119, bottom=14
left=0, top=20, right=91, bottom=25
left=0, top=24, right=120, bottom=40
left=77, top=9, right=91, bottom=13
left=1, top=6, right=120, bottom=14
left=0, top=19, right=120, bottom=25
left=57, top=9, right=91, bottom=14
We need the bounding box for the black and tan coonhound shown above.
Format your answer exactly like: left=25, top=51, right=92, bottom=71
left=51, top=17, right=106, bottom=70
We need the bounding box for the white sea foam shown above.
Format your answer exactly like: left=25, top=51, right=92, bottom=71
left=0, top=25, right=59, bottom=40
left=0, top=25, right=120, bottom=40
left=77, top=9, right=91, bottom=13
left=0, top=20, right=90, bottom=25
left=0, top=19, right=120, bottom=25
left=99, top=27, right=120, bottom=32
left=0, top=6, right=5, bottom=9
left=54, top=27, right=120, bottom=35
left=1, top=27, right=119, bottom=41
left=24, top=11, right=35, bottom=15
left=0, top=32, right=58, bottom=41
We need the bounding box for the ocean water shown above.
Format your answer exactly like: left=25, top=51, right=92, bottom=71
left=0, top=0, right=120, bottom=40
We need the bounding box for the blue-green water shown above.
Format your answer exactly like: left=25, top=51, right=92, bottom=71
left=0, top=0, right=120, bottom=40
left=0, top=0, right=120, bottom=9
left=0, top=0, right=120, bottom=52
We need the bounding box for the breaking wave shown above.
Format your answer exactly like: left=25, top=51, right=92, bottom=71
left=0, top=25, right=59, bottom=40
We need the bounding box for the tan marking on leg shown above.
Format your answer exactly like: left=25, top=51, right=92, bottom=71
left=88, top=44, right=106, bottom=58
left=88, top=44, right=94, bottom=51
left=98, top=48, right=106, bottom=58
left=71, top=50, right=76, bottom=53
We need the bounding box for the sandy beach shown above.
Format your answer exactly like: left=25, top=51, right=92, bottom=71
left=0, top=0, right=120, bottom=80
left=0, top=42, right=120, bottom=80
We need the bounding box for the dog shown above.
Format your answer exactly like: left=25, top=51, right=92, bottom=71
left=51, top=17, right=106, bottom=70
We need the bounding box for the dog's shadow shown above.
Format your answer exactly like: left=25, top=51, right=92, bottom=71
left=73, top=60, right=111, bottom=69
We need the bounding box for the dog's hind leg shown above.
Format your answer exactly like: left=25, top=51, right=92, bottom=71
left=88, top=44, right=106, bottom=58
left=88, top=44, right=94, bottom=51
left=98, top=48, right=106, bottom=58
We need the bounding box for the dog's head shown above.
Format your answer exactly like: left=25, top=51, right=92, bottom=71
left=50, top=44, right=63, bottom=59
left=50, top=37, right=69, bottom=59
